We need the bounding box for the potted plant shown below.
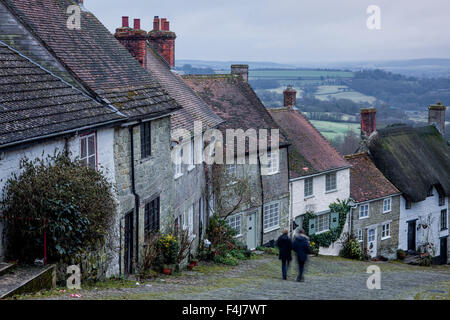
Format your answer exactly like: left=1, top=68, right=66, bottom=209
left=158, top=234, right=179, bottom=275
left=396, top=249, right=406, bottom=260
left=186, top=263, right=195, bottom=271
left=190, top=258, right=198, bottom=267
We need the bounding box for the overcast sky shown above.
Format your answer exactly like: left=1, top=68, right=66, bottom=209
left=86, top=0, right=450, bottom=64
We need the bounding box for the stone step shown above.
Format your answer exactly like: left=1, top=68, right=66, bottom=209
left=0, top=262, right=16, bottom=277
left=403, top=254, right=420, bottom=265
left=0, top=264, right=55, bottom=299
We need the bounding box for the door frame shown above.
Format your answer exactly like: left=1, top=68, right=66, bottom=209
left=124, top=211, right=134, bottom=275
left=440, top=236, right=448, bottom=265
left=246, top=211, right=257, bottom=250
left=367, top=226, right=377, bottom=258
left=407, top=219, right=417, bottom=253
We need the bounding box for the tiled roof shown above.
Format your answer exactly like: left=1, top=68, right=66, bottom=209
left=368, top=125, right=450, bottom=202
left=269, top=108, right=350, bottom=179
left=344, top=152, right=400, bottom=203
left=145, top=47, right=223, bottom=133
left=0, top=43, right=122, bottom=147
left=182, top=74, right=289, bottom=152
left=2, top=0, right=180, bottom=120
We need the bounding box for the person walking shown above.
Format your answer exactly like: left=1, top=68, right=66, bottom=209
left=276, top=229, right=292, bottom=280
left=292, top=228, right=311, bottom=282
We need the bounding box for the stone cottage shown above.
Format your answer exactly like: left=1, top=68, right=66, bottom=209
left=269, top=87, right=351, bottom=255
left=0, top=41, right=125, bottom=264
left=361, top=106, right=449, bottom=264
left=344, top=153, right=401, bottom=259
left=114, top=16, right=224, bottom=254
left=183, top=66, right=291, bottom=249
left=0, top=0, right=182, bottom=275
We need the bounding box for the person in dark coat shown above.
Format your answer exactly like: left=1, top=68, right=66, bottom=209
left=292, top=228, right=311, bottom=282
left=276, top=229, right=292, bottom=280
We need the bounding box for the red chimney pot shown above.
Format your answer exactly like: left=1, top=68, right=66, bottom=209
left=153, top=16, right=160, bottom=31
left=134, top=19, right=141, bottom=30
left=122, top=16, right=129, bottom=28
left=360, top=108, right=377, bottom=138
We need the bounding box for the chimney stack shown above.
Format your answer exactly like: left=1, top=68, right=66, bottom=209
left=122, top=16, right=129, bottom=28
left=428, top=102, right=446, bottom=136
left=283, top=86, right=297, bottom=109
left=231, top=65, right=249, bottom=82
left=148, top=17, right=176, bottom=68
left=360, top=108, right=377, bottom=138
left=153, top=16, right=160, bottom=31
left=114, top=17, right=148, bottom=68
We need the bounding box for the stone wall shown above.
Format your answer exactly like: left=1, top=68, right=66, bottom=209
left=352, top=195, right=401, bottom=259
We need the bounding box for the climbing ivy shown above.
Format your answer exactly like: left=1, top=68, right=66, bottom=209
left=302, top=199, right=350, bottom=248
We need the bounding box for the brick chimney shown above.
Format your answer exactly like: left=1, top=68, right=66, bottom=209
left=114, top=17, right=148, bottom=68
left=283, top=86, right=297, bottom=110
left=148, top=16, right=176, bottom=68
left=231, top=65, right=249, bottom=82
left=360, top=108, right=377, bottom=138
left=428, top=102, right=446, bottom=136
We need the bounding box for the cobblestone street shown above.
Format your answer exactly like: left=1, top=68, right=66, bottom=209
left=19, top=254, right=450, bottom=300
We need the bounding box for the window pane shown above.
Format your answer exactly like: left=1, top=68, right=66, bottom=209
left=88, top=155, right=95, bottom=168
left=81, top=137, right=87, bottom=159
left=88, top=135, right=95, bottom=157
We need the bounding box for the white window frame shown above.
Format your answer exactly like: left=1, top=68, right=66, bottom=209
left=383, top=197, right=392, bottom=213
left=188, top=138, right=195, bottom=172
left=357, top=229, right=363, bottom=242
left=263, top=201, right=280, bottom=232
left=441, top=209, right=448, bottom=231
left=227, top=213, right=242, bottom=237
left=381, top=222, right=391, bottom=240
left=359, top=203, right=369, bottom=219
left=265, top=151, right=279, bottom=175
left=174, top=146, right=183, bottom=179
left=325, top=172, right=337, bottom=192
left=316, top=213, right=330, bottom=234
left=80, top=132, right=97, bottom=169
left=304, top=177, right=313, bottom=198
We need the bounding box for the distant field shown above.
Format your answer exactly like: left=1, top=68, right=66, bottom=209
left=309, top=120, right=360, bottom=140
left=315, top=85, right=377, bottom=103
left=249, top=69, right=354, bottom=79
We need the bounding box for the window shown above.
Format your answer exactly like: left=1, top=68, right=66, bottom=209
left=382, top=223, right=391, bottom=239
left=263, top=201, right=280, bottom=231
left=316, top=213, right=329, bottom=233
left=438, top=192, right=445, bottom=206
left=144, top=197, right=160, bottom=238
left=357, top=229, right=363, bottom=242
left=140, top=122, right=151, bottom=159
left=304, top=178, right=313, bottom=198
left=427, top=186, right=433, bottom=197
left=80, top=133, right=97, bottom=169
left=325, top=172, right=337, bottom=192
left=226, top=163, right=237, bottom=178
left=188, top=139, right=195, bottom=171
left=174, top=147, right=183, bottom=178
left=441, top=209, right=448, bottom=231
left=183, top=205, right=194, bottom=236
left=265, top=151, right=279, bottom=175
left=227, top=214, right=242, bottom=236
left=359, top=204, right=369, bottom=219
left=383, top=197, right=391, bottom=213
left=368, top=228, right=375, bottom=242
left=405, top=199, right=411, bottom=210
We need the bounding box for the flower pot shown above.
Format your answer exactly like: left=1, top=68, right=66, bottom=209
left=187, top=264, right=194, bottom=271
left=191, top=261, right=198, bottom=267
left=162, top=266, right=172, bottom=275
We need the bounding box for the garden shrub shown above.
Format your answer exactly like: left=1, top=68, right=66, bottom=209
left=0, top=153, right=117, bottom=281
left=339, top=233, right=363, bottom=260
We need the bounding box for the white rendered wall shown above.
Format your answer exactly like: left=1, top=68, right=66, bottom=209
left=398, top=186, right=449, bottom=257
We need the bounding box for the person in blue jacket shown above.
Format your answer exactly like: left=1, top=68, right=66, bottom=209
left=292, top=228, right=311, bottom=282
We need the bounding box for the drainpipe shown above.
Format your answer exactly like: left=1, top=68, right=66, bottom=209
left=129, top=125, right=140, bottom=270
left=257, top=155, right=265, bottom=246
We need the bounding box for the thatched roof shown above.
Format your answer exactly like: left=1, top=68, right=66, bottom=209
left=368, top=125, right=450, bottom=202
